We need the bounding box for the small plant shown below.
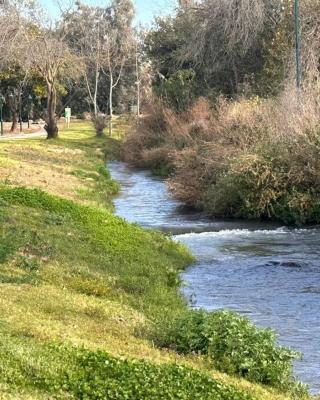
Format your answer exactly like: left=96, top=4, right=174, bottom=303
left=0, top=198, right=8, bottom=207
left=92, top=114, right=109, bottom=137
left=44, top=212, right=68, bottom=226
left=157, top=310, right=306, bottom=395
left=17, top=255, right=40, bottom=271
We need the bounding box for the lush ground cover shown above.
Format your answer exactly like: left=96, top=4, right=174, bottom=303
left=0, top=123, right=309, bottom=399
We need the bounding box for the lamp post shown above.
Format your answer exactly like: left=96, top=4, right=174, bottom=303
left=0, top=95, right=5, bottom=136
left=294, top=0, right=302, bottom=91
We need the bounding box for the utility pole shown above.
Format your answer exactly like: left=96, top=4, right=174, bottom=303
left=294, top=0, right=302, bottom=91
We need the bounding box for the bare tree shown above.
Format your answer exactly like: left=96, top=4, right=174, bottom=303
left=63, top=4, right=105, bottom=116
left=0, top=0, right=32, bottom=68
left=183, top=0, right=269, bottom=63
left=24, top=31, right=81, bottom=138
left=300, top=0, right=320, bottom=88
left=101, top=0, right=135, bottom=136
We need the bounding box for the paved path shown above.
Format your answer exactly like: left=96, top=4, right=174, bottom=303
left=0, top=127, right=46, bottom=141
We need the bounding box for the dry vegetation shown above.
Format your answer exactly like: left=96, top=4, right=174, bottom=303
left=123, top=85, right=320, bottom=224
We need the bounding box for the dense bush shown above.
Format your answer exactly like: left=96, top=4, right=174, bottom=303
left=124, top=91, right=320, bottom=225
left=122, top=100, right=174, bottom=172
left=92, top=114, right=109, bottom=137
left=157, top=310, right=306, bottom=395
left=203, top=154, right=320, bottom=224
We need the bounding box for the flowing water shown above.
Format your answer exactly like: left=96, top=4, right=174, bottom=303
left=108, top=161, right=320, bottom=394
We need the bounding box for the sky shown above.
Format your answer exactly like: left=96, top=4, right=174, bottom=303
left=40, top=0, right=175, bottom=25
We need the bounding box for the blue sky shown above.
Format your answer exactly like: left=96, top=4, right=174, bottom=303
left=40, top=0, right=175, bottom=25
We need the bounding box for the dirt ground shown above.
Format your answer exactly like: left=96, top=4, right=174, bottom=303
left=1, top=121, right=43, bottom=136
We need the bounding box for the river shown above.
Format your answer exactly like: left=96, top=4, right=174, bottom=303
left=108, top=161, right=320, bottom=394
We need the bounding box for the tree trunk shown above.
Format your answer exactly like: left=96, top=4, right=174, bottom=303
left=93, top=67, right=99, bottom=116
left=109, top=75, right=113, bottom=137
left=136, top=45, right=140, bottom=117
left=10, top=111, right=18, bottom=132
left=6, top=94, right=18, bottom=132
left=45, top=81, right=58, bottom=139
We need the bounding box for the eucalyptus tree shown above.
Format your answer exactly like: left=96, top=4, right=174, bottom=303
left=63, top=3, right=105, bottom=116
left=63, top=0, right=135, bottom=134
left=146, top=0, right=296, bottom=105
left=101, top=0, right=135, bottom=135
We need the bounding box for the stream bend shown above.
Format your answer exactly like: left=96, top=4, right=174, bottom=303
left=109, top=161, right=320, bottom=394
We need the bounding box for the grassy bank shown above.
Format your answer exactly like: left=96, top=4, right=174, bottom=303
left=0, top=123, right=308, bottom=399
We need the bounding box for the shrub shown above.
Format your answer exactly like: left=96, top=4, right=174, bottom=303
left=123, top=101, right=171, bottom=170
left=141, top=146, right=175, bottom=176
left=157, top=310, right=306, bottom=395
left=124, top=88, right=320, bottom=225
left=92, top=114, right=109, bottom=137
left=203, top=137, right=320, bottom=224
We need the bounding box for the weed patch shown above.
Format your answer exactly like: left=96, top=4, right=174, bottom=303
left=0, top=332, right=254, bottom=400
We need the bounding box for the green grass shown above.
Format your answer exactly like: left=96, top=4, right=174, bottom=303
left=0, top=327, right=255, bottom=400
left=0, top=123, right=309, bottom=400
left=0, top=186, right=192, bottom=318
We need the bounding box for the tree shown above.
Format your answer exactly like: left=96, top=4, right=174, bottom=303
left=101, top=0, right=135, bottom=136
left=0, top=1, right=35, bottom=131
left=145, top=0, right=296, bottom=104
left=63, top=0, right=136, bottom=129
left=63, top=4, right=105, bottom=116
left=24, top=30, right=81, bottom=139
left=0, top=1, right=23, bottom=67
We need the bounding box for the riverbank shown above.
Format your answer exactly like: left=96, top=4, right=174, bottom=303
left=123, top=98, right=320, bottom=226
left=0, top=123, right=309, bottom=399
left=109, top=161, right=320, bottom=395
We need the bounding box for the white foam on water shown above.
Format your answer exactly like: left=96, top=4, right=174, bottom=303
left=174, top=227, right=316, bottom=240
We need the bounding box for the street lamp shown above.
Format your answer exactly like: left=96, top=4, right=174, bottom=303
left=0, top=95, right=5, bottom=136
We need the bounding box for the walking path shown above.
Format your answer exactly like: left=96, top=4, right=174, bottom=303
left=0, top=126, right=46, bottom=141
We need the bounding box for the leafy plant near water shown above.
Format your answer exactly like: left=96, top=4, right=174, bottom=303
left=203, top=150, right=320, bottom=225
left=156, top=310, right=307, bottom=396
left=0, top=331, right=254, bottom=400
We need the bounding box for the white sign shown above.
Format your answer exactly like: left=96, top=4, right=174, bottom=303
left=65, top=108, right=71, bottom=127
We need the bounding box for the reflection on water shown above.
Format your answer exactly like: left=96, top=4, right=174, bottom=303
left=108, top=161, right=320, bottom=394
